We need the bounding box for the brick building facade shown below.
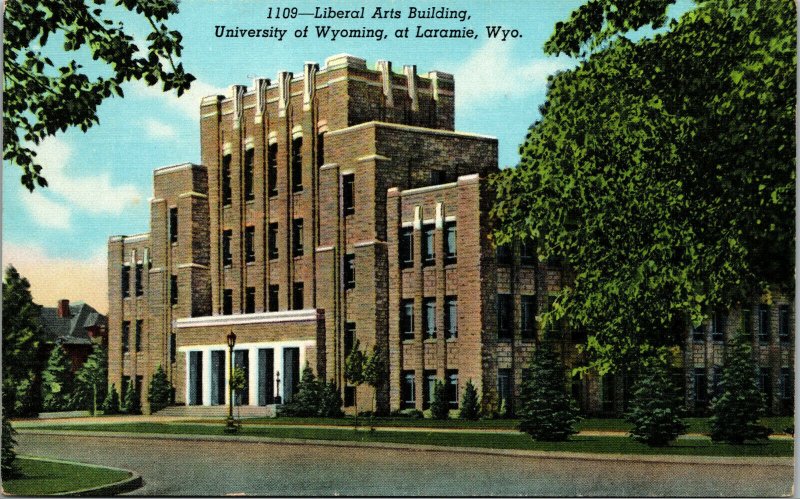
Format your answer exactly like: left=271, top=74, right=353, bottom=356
left=108, top=54, right=793, bottom=416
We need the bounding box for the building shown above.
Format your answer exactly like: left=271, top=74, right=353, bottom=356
left=40, top=299, right=107, bottom=371
left=108, top=54, right=793, bottom=416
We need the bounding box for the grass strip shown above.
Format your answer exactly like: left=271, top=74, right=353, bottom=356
left=2, top=456, right=131, bottom=496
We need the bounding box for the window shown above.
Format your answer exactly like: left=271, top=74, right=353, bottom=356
left=244, top=148, right=254, bottom=201
left=520, top=239, right=535, bottom=265
left=446, top=370, right=458, bottom=408
left=121, top=265, right=130, bottom=298
left=521, top=295, right=536, bottom=340
left=170, top=274, right=178, bottom=306
left=221, top=154, right=232, bottom=205
left=496, top=244, right=512, bottom=265
left=293, top=282, right=304, bottom=310
left=344, top=386, right=356, bottom=407
left=779, top=305, right=790, bottom=342
left=245, top=287, right=255, bottom=314
left=169, top=207, right=178, bottom=243
left=122, top=321, right=130, bottom=353
left=291, top=137, right=303, bottom=192
left=444, top=221, right=457, bottom=264
left=758, top=305, right=770, bottom=343
left=268, top=285, right=279, bottom=312
left=292, top=219, right=304, bottom=257
left=497, top=294, right=513, bottom=340
left=422, top=224, right=435, bottom=266
left=222, top=230, right=232, bottom=267
left=430, top=169, right=445, bottom=184
left=244, top=226, right=255, bottom=263
left=759, top=367, right=772, bottom=411
left=693, top=368, right=707, bottom=404
left=400, top=227, right=413, bottom=268
left=267, top=143, right=278, bottom=197
left=401, top=299, right=414, bottom=341
left=445, top=296, right=457, bottom=339
left=223, top=289, right=233, bottom=315
left=135, top=320, right=143, bottom=352
left=546, top=255, right=564, bottom=268
left=497, top=369, right=512, bottom=408
left=711, top=312, right=726, bottom=342
left=424, top=298, right=436, bottom=339
left=546, top=296, right=562, bottom=336
left=401, top=371, right=415, bottom=409
left=169, top=333, right=176, bottom=363
left=317, top=133, right=325, bottom=168
left=423, top=371, right=436, bottom=409
left=135, top=263, right=143, bottom=296
left=344, top=254, right=355, bottom=289
left=692, top=320, right=705, bottom=342
left=742, top=309, right=753, bottom=340
left=344, top=322, right=355, bottom=355
left=712, top=366, right=723, bottom=400
left=780, top=368, right=793, bottom=400
left=268, top=223, right=278, bottom=260
left=342, top=173, right=355, bottom=216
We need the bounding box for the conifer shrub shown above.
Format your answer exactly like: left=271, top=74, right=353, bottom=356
left=459, top=380, right=480, bottom=420
left=626, top=353, right=686, bottom=446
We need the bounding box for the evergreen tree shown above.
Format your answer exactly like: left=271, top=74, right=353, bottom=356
left=459, top=380, right=480, bottom=420
left=40, top=346, right=74, bottom=411
left=318, top=381, right=345, bottom=418
left=363, top=344, right=387, bottom=416
left=147, top=365, right=173, bottom=414
left=102, top=384, right=121, bottom=415
left=122, top=380, right=141, bottom=415
left=344, top=340, right=366, bottom=426
left=429, top=380, right=450, bottom=420
left=2, top=413, right=17, bottom=478
left=625, top=353, right=686, bottom=446
left=280, top=364, right=321, bottom=417
left=72, top=345, right=107, bottom=415
left=710, top=332, right=772, bottom=444
left=517, top=342, right=580, bottom=441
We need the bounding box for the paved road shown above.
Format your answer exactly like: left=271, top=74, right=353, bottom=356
left=16, top=433, right=793, bottom=496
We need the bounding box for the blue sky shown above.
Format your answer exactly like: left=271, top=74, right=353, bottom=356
left=2, top=0, right=692, bottom=311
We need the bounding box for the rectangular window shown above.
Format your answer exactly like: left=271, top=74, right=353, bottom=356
left=291, top=137, right=303, bottom=192
left=444, top=221, right=457, bottom=264
left=401, top=299, right=414, bottom=341
left=317, top=133, right=325, bottom=168
left=780, top=367, right=793, bottom=400
left=496, top=244, right=512, bottom=265
left=692, top=320, right=706, bottom=342
left=446, top=370, right=459, bottom=408
left=424, top=298, right=436, bottom=339
left=497, top=294, right=513, bottom=340
left=268, top=285, right=279, bottom=312
left=170, top=274, right=178, bottom=306
left=244, top=148, right=254, bottom=201
left=711, top=312, right=726, bottom=342
left=169, top=207, right=178, bottom=244
left=169, top=333, right=176, bottom=364
left=121, top=265, right=130, bottom=298
left=423, top=371, right=436, bottom=409
left=135, top=320, right=142, bottom=352
left=344, top=254, right=355, bottom=290
left=422, top=224, right=435, bottom=266
left=520, top=239, right=536, bottom=265
left=759, top=367, right=772, bottom=410
left=546, top=296, right=561, bottom=336
left=779, top=305, right=790, bottom=342
left=742, top=309, right=753, bottom=340
left=711, top=366, right=723, bottom=400
left=344, top=322, right=355, bottom=355
left=222, top=230, right=232, bottom=267
left=694, top=368, right=707, bottom=403
left=759, top=305, right=770, bottom=343
left=221, top=154, right=232, bottom=206
left=135, top=263, right=143, bottom=296
left=293, top=282, right=304, bottom=310
left=267, top=143, right=278, bottom=197
left=292, top=219, right=304, bottom=257
left=342, top=173, right=355, bottom=216
left=245, top=287, right=255, bottom=314
left=344, top=386, right=356, bottom=407
left=401, top=371, right=415, bottom=409
left=521, top=295, right=537, bottom=340
left=121, top=321, right=130, bottom=353
left=268, top=223, right=278, bottom=260
left=430, top=170, right=445, bottom=184
left=445, top=296, right=458, bottom=339
left=244, top=226, right=255, bottom=263
left=400, top=227, right=414, bottom=269
left=497, top=368, right=512, bottom=407
left=223, top=289, right=233, bottom=315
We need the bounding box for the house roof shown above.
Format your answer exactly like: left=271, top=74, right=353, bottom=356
left=39, top=302, right=106, bottom=346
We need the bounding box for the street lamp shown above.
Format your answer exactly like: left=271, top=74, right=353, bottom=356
left=225, top=331, right=237, bottom=433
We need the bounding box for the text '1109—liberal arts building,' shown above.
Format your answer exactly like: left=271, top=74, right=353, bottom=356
left=108, top=54, right=793, bottom=417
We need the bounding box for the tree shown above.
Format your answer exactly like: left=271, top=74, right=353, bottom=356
left=72, top=345, right=108, bottom=415
left=459, top=380, right=480, bottom=420
left=709, top=332, right=771, bottom=444
left=429, top=380, right=450, bottom=420
left=490, top=0, right=795, bottom=375
left=230, top=366, right=246, bottom=408
left=280, top=364, right=321, bottom=417
left=122, top=380, right=141, bottom=415
left=4, top=0, right=195, bottom=190
left=517, top=342, right=580, bottom=441
left=2, top=413, right=17, bottom=478
left=318, top=381, right=345, bottom=418
left=344, top=340, right=366, bottom=426
left=147, top=365, right=173, bottom=414
left=40, top=346, right=74, bottom=412
left=2, top=265, right=45, bottom=416
left=102, top=384, right=121, bottom=415
left=363, top=344, right=387, bottom=417
left=625, top=351, right=686, bottom=446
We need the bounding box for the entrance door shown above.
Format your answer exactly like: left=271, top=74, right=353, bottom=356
left=234, top=350, right=249, bottom=405
left=283, top=347, right=300, bottom=403
left=258, top=348, right=274, bottom=406
left=188, top=351, right=203, bottom=405
left=210, top=350, right=226, bottom=405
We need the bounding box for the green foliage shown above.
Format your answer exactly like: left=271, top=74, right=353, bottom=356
left=429, top=380, right=450, bottom=420
left=4, top=0, right=195, bottom=190
left=709, top=332, right=772, bottom=443
left=518, top=342, right=580, bottom=441
left=102, top=384, right=121, bottom=415
left=625, top=353, right=686, bottom=446
left=344, top=340, right=366, bottom=387
left=122, top=380, right=141, bottom=415
left=317, top=382, right=345, bottom=418
left=280, top=365, right=321, bottom=417
left=2, top=265, right=44, bottom=417
left=491, top=0, right=796, bottom=374
left=147, top=365, right=173, bottom=414
left=72, top=345, right=107, bottom=415
left=2, top=413, right=17, bottom=478
left=230, top=366, right=246, bottom=406
left=40, top=346, right=74, bottom=412
left=459, top=380, right=480, bottom=420
left=363, top=344, right=387, bottom=416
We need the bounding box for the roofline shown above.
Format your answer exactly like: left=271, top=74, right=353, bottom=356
left=327, top=121, right=497, bottom=141
left=153, top=162, right=206, bottom=176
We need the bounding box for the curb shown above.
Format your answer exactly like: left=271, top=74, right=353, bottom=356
left=18, top=428, right=793, bottom=468
left=11, top=456, right=143, bottom=496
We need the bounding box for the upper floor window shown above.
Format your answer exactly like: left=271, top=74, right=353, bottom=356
left=430, top=170, right=445, bottom=184
left=293, top=282, right=304, bottom=310
left=344, top=322, right=356, bottom=356
left=222, top=289, right=233, bottom=315
left=267, top=143, right=278, bottom=197
left=244, top=226, right=255, bottom=263
left=497, top=294, right=513, bottom=340
left=779, top=305, right=790, bottom=342
left=317, top=133, right=325, bottom=168
left=135, top=263, right=144, bottom=296
left=400, top=227, right=413, bottom=269
left=268, top=284, right=279, bottom=312
left=758, top=304, right=770, bottom=343
left=170, top=274, right=178, bottom=306
left=292, top=219, right=304, bottom=257
left=520, top=239, right=536, bottom=265
left=496, top=244, right=512, bottom=265
left=121, top=321, right=130, bottom=353
left=244, top=148, right=255, bottom=201
left=423, top=297, right=436, bottom=339
left=401, top=299, right=414, bottom=341
left=222, top=230, right=233, bottom=267
left=121, top=265, right=130, bottom=298
left=692, top=320, right=705, bottom=342
left=169, top=333, right=177, bottom=364
left=344, top=254, right=355, bottom=290
left=742, top=309, right=753, bottom=340
left=135, top=320, right=143, bottom=352
left=268, top=223, right=278, bottom=260
left=711, top=312, right=726, bottom=342
left=444, top=221, right=457, bottom=264
left=342, top=174, right=355, bottom=216
left=521, top=295, right=536, bottom=340
left=221, top=154, right=232, bottom=206
left=422, top=224, right=435, bottom=266
left=245, top=287, right=256, bottom=314
left=169, top=207, right=178, bottom=244
left=291, top=137, right=303, bottom=192
left=445, top=296, right=457, bottom=339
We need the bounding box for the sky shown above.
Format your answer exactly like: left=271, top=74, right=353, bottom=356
left=2, top=0, right=692, bottom=313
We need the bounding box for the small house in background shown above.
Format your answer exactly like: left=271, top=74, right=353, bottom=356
left=39, top=299, right=107, bottom=371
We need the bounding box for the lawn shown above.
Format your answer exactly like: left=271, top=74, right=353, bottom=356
left=37, top=422, right=793, bottom=457
left=2, top=457, right=131, bottom=496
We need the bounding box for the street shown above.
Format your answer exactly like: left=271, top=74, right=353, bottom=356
left=16, top=433, right=793, bottom=496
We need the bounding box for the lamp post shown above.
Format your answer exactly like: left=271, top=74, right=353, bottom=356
left=225, top=331, right=237, bottom=433
left=274, top=370, right=281, bottom=405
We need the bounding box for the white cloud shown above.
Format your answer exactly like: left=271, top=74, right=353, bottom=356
left=131, top=78, right=228, bottom=121
left=144, top=118, right=177, bottom=139
left=19, top=191, right=72, bottom=229
left=451, top=41, right=573, bottom=110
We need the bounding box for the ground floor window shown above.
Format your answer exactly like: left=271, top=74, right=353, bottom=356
left=401, top=371, right=415, bottom=409
left=497, top=368, right=512, bottom=413
left=423, top=371, right=436, bottom=409
left=344, top=386, right=356, bottom=407
left=446, top=370, right=458, bottom=408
